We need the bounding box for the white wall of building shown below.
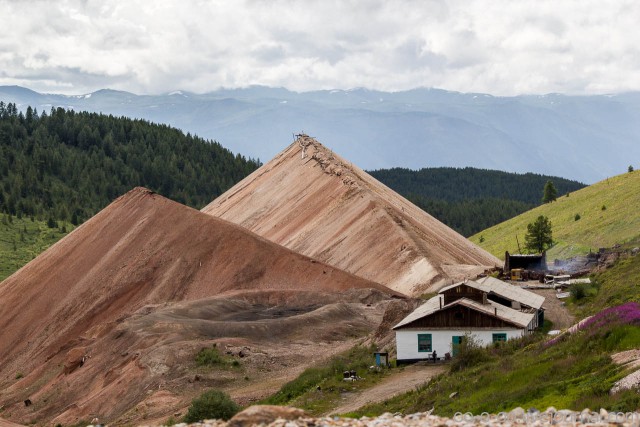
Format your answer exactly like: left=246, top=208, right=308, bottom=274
left=395, top=328, right=524, bottom=361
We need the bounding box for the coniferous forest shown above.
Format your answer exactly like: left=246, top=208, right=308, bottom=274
left=0, top=102, right=261, bottom=224
left=0, top=101, right=586, bottom=238
left=369, top=167, right=585, bottom=236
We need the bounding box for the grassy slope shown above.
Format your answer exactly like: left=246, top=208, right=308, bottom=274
left=349, top=324, right=640, bottom=417
left=259, top=344, right=388, bottom=416
left=573, top=253, right=640, bottom=318
left=470, top=170, right=640, bottom=260
left=0, top=215, right=71, bottom=281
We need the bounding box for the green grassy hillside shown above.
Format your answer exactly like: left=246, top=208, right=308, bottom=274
left=572, top=253, right=640, bottom=319
left=470, top=170, right=640, bottom=260
left=0, top=214, right=71, bottom=281
left=349, top=315, right=640, bottom=417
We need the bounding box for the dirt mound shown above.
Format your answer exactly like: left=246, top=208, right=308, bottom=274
left=0, top=187, right=397, bottom=425
left=202, top=135, right=500, bottom=296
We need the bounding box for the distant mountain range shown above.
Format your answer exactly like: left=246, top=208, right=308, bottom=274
left=2, top=85, right=639, bottom=183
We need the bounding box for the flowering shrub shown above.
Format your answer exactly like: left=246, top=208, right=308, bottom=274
left=581, top=302, right=640, bottom=331
left=545, top=302, right=640, bottom=347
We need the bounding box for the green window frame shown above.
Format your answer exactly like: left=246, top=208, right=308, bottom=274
left=493, top=333, right=507, bottom=343
left=418, top=334, right=432, bottom=352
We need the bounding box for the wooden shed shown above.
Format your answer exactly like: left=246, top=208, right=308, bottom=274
left=504, top=251, right=547, bottom=272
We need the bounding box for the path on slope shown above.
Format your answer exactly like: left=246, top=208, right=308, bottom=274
left=529, top=288, right=575, bottom=329
left=328, top=364, right=446, bottom=415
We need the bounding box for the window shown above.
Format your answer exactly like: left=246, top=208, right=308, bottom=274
left=418, top=334, right=432, bottom=352
left=493, top=333, right=507, bottom=343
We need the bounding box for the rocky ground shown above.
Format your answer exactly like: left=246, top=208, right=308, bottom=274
left=135, top=405, right=640, bottom=427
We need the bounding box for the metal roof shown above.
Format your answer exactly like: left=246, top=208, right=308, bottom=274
left=393, top=295, right=444, bottom=329
left=438, top=281, right=485, bottom=293
left=457, top=298, right=535, bottom=328
left=438, top=280, right=486, bottom=294
left=393, top=295, right=535, bottom=330
left=476, top=276, right=545, bottom=310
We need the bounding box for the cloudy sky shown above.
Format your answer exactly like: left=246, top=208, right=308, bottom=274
left=2, top=0, right=639, bottom=96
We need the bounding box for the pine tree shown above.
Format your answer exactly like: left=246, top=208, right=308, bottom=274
left=524, top=215, right=553, bottom=253
left=542, top=180, right=557, bottom=203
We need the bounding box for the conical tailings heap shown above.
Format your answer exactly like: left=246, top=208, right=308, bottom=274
left=203, top=135, right=500, bottom=296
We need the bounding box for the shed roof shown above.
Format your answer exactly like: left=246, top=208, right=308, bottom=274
left=476, top=276, right=545, bottom=309
left=393, top=295, right=535, bottom=330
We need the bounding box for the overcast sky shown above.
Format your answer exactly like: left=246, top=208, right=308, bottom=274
left=2, top=0, right=639, bottom=96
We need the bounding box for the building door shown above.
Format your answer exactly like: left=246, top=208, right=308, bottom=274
left=452, top=336, right=464, bottom=357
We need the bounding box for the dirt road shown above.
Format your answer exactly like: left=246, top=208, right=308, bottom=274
left=328, top=363, right=446, bottom=415
left=529, top=288, right=575, bottom=329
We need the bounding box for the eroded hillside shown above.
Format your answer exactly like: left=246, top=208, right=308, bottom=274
left=0, top=188, right=400, bottom=426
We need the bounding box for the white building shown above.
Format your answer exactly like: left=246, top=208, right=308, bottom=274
left=393, top=279, right=544, bottom=363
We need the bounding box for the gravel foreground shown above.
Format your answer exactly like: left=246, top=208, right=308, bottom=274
left=133, top=407, right=640, bottom=427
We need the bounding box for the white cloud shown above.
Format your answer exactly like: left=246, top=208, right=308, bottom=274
left=1, top=0, right=639, bottom=95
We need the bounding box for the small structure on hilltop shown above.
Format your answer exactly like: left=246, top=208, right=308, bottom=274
left=393, top=278, right=545, bottom=364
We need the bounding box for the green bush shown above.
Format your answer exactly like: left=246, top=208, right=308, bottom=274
left=450, top=333, right=492, bottom=372
left=196, top=345, right=223, bottom=366
left=183, top=390, right=240, bottom=423
left=574, top=213, right=581, bottom=221
left=571, top=283, right=587, bottom=300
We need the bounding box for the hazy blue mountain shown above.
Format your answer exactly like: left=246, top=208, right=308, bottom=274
left=2, top=85, right=639, bottom=183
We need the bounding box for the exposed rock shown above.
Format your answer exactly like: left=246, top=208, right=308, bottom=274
left=227, top=405, right=307, bottom=427
left=611, top=368, right=640, bottom=393
left=509, top=407, right=525, bottom=418
left=62, top=347, right=88, bottom=375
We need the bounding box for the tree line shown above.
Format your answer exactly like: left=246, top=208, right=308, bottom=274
left=369, top=167, right=585, bottom=236
left=0, top=102, right=260, bottom=224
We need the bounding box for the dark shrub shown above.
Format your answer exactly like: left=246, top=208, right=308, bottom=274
left=183, top=389, right=240, bottom=423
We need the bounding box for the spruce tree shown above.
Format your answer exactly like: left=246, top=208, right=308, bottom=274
left=524, top=215, right=553, bottom=253
left=542, top=180, right=557, bottom=203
